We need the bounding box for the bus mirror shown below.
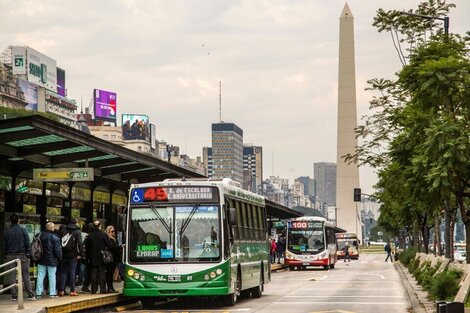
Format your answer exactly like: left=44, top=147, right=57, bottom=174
left=229, top=208, right=237, bottom=226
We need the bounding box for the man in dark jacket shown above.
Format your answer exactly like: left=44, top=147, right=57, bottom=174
left=58, top=218, right=83, bottom=297
left=35, top=222, right=62, bottom=298
left=86, top=220, right=111, bottom=294
left=3, top=214, right=36, bottom=301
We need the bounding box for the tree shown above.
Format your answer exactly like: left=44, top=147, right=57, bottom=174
left=345, top=0, right=470, bottom=260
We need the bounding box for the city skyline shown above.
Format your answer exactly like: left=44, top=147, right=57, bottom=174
left=2, top=1, right=469, bottom=194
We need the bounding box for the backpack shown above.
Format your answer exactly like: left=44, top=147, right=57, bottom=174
left=31, top=232, right=43, bottom=262
left=61, top=230, right=76, bottom=251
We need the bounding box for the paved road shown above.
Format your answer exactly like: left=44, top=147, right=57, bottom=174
left=112, top=253, right=410, bottom=313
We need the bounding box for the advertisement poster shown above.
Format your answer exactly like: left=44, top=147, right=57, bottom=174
left=94, top=89, right=117, bottom=121
left=11, top=46, right=26, bottom=75
left=18, top=79, right=38, bottom=111
left=122, top=114, right=150, bottom=141
left=56, top=67, right=66, bottom=97
left=25, top=46, right=57, bottom=91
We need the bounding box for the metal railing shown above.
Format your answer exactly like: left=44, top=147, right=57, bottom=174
left=0, top=258, right=24, bottom=310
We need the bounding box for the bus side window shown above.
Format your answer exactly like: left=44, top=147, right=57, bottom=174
left=223, top=202, right=231, bottom=259
left=235, top=199, right=243, bottom=240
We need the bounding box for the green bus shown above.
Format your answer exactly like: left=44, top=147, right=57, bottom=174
left=123, top=178, right=270, bottom=306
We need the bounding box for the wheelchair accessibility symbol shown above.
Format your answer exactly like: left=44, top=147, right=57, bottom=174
left=131, top=188, right=144, bottom=203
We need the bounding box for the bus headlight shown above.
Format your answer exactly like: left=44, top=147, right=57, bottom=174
left=216, top=269, right=223, bottom=275
left=133, top=272, right=140, bottom=280
left=210, top=272, right=216, bottom=279
left=321, top=252, right=327, bottom=258
left=204, top=274, right=210, bottom=280
left=127, top=269, right=135, bottom=276
left=286, top=252, right=293, bottom=259
left=140, top=275, right=145, bottom=281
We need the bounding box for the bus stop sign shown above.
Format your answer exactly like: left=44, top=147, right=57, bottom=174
left=33, top=168, right=94, bottom=182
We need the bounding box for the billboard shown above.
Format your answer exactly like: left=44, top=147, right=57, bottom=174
left=25, top=46, right=57, bottom=91
left=57, top=67, right=66, bottom=97
left=94, top=89, right=117, bottom=121
left=11, top=46, right=26, bottom=75
left=150, top=123, right=156, bottom=149
left=18, top=79, right=38, bottom=111
left=122, top=114, right=150, bottom=141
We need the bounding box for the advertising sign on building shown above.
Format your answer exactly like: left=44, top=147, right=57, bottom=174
left=18, top=79, right=38, bottom=111
left=122, top=114, right=150, bottom=141
left=57, top=67, right=66, bottom=97
left=150, top=123, right=156, bottom=149
left=25, top=46, right=57, bottom=91
left=11, top=46, right=27, bottom=75
left=94, top=89, right=117, bottom=121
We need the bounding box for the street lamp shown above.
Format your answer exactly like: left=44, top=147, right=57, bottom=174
left=399, top=11, right=449, bottom=36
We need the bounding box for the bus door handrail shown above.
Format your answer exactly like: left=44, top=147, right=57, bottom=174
left=0, top=258, right=24, bottom=310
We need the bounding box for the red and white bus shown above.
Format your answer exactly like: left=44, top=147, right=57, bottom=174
left=336, top=232, right=360, bottom=259
left=285, top=216, right=344, bottom=270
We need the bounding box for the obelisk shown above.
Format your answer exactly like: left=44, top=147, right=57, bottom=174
left=336, top=2, right=361, bottom=242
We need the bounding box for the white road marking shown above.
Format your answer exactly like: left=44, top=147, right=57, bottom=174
left=275, top=301, right=408, bottom=305
left=286, top=295, right=405, bottom=298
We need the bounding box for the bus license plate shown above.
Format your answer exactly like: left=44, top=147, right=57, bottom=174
left=302, top=262, right=310, bottom=266
left=168, top=275, right=181, bottom=282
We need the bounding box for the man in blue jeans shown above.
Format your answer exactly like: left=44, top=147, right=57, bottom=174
left=36, top=222, right=62, bottom=298
left=3, top=214, right=36, bottom=301
left=58, top=218, right=83, bottom=297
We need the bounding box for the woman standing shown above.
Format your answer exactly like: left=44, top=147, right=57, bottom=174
left=105, top=225, right=120, bottom=293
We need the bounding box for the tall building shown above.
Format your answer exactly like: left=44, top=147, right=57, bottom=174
left=336, top=3, right=361, bottom=241
left=295, top=176, right=315, bottom=198
left=211, top=122, right=244, bottom=184
left=243, top=145, right=263, bottom=192
left=314, top=162, right=336, bottom=206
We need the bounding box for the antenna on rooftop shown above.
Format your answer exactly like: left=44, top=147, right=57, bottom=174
left=219, top=81, right=222, bottom=123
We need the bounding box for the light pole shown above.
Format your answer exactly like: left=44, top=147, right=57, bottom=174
left=399, top=11, right=449, bottom=36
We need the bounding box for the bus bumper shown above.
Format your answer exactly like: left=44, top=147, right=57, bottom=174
left=285, top=258, right=329, bottom=267
left=124, top=285, right=230, bottom=297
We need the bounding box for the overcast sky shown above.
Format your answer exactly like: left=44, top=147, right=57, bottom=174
left=1, top=0, right=469, bottom=194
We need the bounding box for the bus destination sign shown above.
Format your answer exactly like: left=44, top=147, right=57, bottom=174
left=131, top=186, right=219, bottom=204
left=289, top=221, right=323, bottom=229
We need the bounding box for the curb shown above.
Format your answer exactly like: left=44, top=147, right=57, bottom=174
left=395, top=262, right=434, bottom=313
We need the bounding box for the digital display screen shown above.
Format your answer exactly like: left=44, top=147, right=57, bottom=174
left=131, top=186, right=219, bottom=204
left=289, top=221, right=322, bottom=229
left=94, top=89, right=117, bottom=120
left=122, top=114, right=149, bottom=141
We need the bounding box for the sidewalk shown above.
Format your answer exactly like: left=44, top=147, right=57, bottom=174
left=0, top=282, right=125, bottom=313
left=1, top=263, right=288, bottom=312
left=395, top=262, right=435, bottom=313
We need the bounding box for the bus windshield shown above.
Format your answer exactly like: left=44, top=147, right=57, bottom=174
left=129, top=205, right=220, bottom=263
left=287, top=221, right=325, bottom=254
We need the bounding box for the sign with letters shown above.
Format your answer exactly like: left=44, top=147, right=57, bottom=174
left=33, top=168, right=94, bottom=182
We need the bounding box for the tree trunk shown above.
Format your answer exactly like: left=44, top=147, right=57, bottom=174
left=464, top=222, right=470, bottom=264
left=444, top=207, right=452, bottom=258
left=434, top=215, right=442, bottom=256
left=421, top=217, right=430, bottom=254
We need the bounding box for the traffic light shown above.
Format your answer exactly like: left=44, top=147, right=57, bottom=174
left=353, top=188, right=361, bottom=202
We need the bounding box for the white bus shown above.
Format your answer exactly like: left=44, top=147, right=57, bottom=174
left=285, top=216, right=343, bottom=270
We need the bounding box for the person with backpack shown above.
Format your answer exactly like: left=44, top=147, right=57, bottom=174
left=86, top=220, right=112, bottom=294
left=3, top=214, right=36, bottom=301
left=276, top=233, right=286, bottom=264
left=35, top=222, right=62, bottom=298
left=58, top=218, right=83, bottom=297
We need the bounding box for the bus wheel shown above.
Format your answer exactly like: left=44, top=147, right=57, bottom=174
left=323, top=264, right=330, bottom=270
left=223, top=276, right=240, bottom=306
left=251, top=271, right=264, bottom=298
left=289, top=266, right=294, bottom=271
left=139, top=297, right=155, bottom=308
